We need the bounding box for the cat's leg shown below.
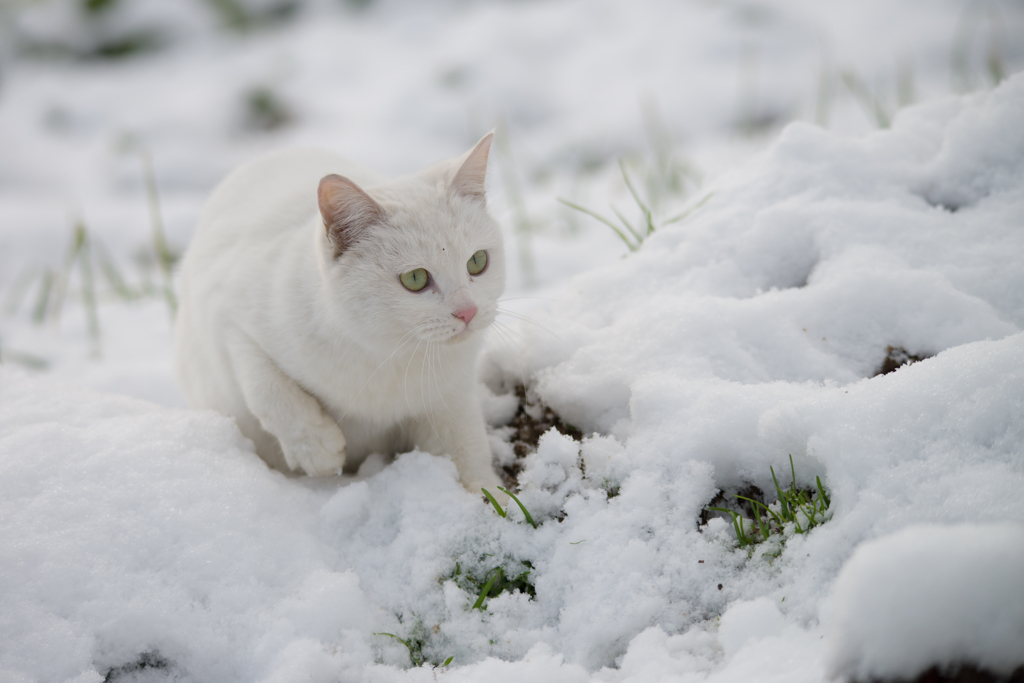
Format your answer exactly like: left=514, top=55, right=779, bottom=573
left=228, top=335, right=346, bottom=476
left=410, top=399, right=506, bottom=501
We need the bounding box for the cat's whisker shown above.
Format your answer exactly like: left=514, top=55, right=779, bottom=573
left=499, top=296, right=566, bottom=304
left=490, top=320, right=531, bottom=390
left=404, top=337, right=425, bottom=419
left=438, top=343, right=460, bottom=393
left=493, top=319, right=533, bottom=358
left=488, top=324, right=521, bottom=375
left=430, top=343, right=458, bottom=423
left=493, top=318, right=538, bottom=364
left=496, top=308, right=567, bottom=347
left=338, top=327, right=420, bottom=422
left=421, top=340, right=441, bottom=442
left=438, top=344, right=467, bottom=418
left=498, top=320, right=541, bottom=385
left=491, top=317, right=528, bottom=342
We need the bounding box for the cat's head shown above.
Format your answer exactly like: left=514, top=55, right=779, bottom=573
left=316, top=133, right=505, bottom=349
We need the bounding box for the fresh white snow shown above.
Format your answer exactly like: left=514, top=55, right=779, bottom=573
left=826, top=524, right=1024, bottom=682
left=2, top=1, right=1024, bottom=681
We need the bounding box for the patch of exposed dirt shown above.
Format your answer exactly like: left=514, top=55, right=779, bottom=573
left=873, top=664, right=1024, bottom=683
left=700, top=484, right=767, bottom=527
left=104, top=651, right=173, bottom=682
left=500, top=385, right=583, bottom=488
left=875, top=345, right=930, bottom=376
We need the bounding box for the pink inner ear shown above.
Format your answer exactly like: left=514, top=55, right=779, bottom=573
left=318, top=174, right=386, bottom=255
left=450, top=132, right=493, bottom=201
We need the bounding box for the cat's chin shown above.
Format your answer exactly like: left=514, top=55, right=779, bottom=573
left=445, top=328, right=477, bottom=344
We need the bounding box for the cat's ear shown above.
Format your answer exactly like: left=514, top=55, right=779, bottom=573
left=450, top=132, right=493, bottom=203
left=318, top=174, right=386, bottom=257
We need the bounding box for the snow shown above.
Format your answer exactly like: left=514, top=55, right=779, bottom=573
left=3, top=1, right=1024, bottom=681
left=826, top=525, right=1024, bottom=682
left=0, top=371, right=374, bottom=682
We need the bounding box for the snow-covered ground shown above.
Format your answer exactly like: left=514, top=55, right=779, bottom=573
left=2, top=1, right=1023, bottom=681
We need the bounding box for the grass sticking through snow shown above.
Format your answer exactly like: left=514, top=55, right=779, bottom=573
left=481, top=486, right=537, bottom=528
left=3, top=148, right=180, bottom=363
left=448, top=559, right=536, bottom=612
left=468, top=488, right=538, bottom=610
left=559, top=160, right=712, bottom=252
left=493, top=121, right=537, bottom=286
left=140, top=150, right=178, bottom=318
left=8, top=219, right=105, bottom=356
left=373, top=631, right=430, bottom=668
left=374, top=618, right=456, bottom=669
left=707, top=455, right=832, bottom=550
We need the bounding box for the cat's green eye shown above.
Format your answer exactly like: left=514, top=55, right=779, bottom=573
left=400, top=268, right=429, bottom=292
left=467, top=250, right=487, bottom=275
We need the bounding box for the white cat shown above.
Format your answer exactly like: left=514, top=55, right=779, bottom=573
left=174, top=134, right=507, bottom=496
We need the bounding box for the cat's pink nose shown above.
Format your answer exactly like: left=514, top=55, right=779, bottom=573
left=453, top=306, right=477, bottom=326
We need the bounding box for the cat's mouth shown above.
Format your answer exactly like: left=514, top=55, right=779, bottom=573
left=446, top=327, right=474, bottom=344
left=445, top=310, right=494, bottom=343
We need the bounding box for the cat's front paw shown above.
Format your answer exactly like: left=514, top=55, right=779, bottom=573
left=280, top=420, right=347, bottom=476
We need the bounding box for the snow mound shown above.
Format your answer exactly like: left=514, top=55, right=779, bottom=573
left=0, top=368, right=382, bottom=683
left=827, top=525, right=1024, bottom=681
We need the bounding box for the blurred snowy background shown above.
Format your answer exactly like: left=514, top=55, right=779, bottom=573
left=1, top=0, right=1022, bottom=401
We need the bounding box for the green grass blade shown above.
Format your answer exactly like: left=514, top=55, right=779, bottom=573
left=374, top=632, right=424, bottom=667
left=618, top=159, right=652, bottom=217
left=93, top=239, right=137, bottom=300
left=498, top=486, right=536, bottom=528
left=610, top=205, right=644, bottom=246
left=558, top=197, right=637, bottom=251
left=481, top=488, right=506, bottom=518
left=798, top=500, right=819, bottom=527
left=0, top=349, right=50, bottom=370
left=32, top=270, right=55, bottom=324
left=495, top=119, right=536, bottom=286
left=374, top=632, right=412, bottom=649
left=735, top=496, right=770, bottom=540
left=736, top=514, right=749, bottom=546
left=753, top=506, right=769, bottom=540
left=141, top=150, right=178, bottom=318
left=840, top=70, right=891, bottom=128
left=752, top=499, right=784, bottom=526
left=816, top=476, right=831, bottom=509
left=762, top=507, right=783, bottom=526
left=709, top=507, right=748, bottom=547
left=50, top=224, right=86, bottom=325
left=472, top=568, right=501, bottom=610
left=789, top=496, right=804, bottom=534
left=75, top=223, right=101, bottom=352
left=771, top=465, right=793, bottom=523
left=3, top=267, right=41, bottom=316
left=443, top=656, right=453, bottom=667
left=664, top=191, right=714, bottom=225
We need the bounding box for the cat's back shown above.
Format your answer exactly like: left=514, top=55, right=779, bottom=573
left=193, top=148, right=387, bottom=247
left=175, top=147, right=388, bottom=414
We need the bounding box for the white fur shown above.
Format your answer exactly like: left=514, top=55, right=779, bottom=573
left=174, top=136, right=506, bottom=495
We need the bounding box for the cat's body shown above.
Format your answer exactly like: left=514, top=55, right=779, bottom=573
left=175, top=135, right=506, bottom=495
